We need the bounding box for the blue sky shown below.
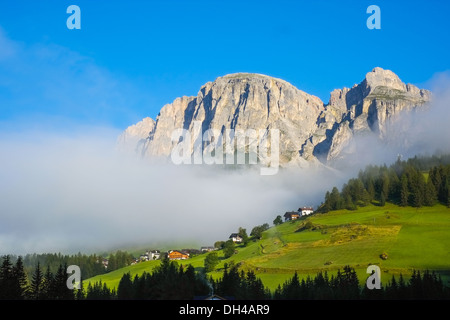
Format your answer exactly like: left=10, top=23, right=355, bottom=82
left=1, top=0, right=449, bottom=130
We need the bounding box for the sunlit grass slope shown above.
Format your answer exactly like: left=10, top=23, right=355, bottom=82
left=86, top=203, right=450, bottom=291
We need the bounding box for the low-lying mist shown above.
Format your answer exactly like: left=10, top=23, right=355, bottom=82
left=0, top=126, right=347, bottom=255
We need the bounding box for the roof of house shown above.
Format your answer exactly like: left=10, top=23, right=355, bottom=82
left=168, top=250, right=189, bottom=255
left=229, top=233, right=242, bottom=238
left=299, top=207, right=314, bottom=211
left=284, top=211, right=300, bottom=216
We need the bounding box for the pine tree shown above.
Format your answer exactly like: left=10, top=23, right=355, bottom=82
left=380, top=192, right=386, bottom=206
left=12, top=256, right=29, bottom=299
left=75, top=278, right=85, bottom=300
left=444, top=179, right=450, bottom=207
left=410, top=270, right=424, bottom=299
left=330, top=187, right=342, bottom=210
left=385, top=275, right=398, bottom=300
left=53, top=264, right=73, bottom=300
left=397, top=273, right=408, bottom=299
left=424, top=179, right=437, bottom=206
left=388, top=170, right=400, bottom=202
left=321, top=191, right=331, bottom=213
left=117, top=272, right=133, bottom=300
left=30, top=262, right=44, bottom=300
left=0, top=255, right=14, bottom=299
left=367, top=179, right=376, bottom=201
left=283, top=271, right=301, bottom=299
left=400, top=174, right=409, bottom=206
left=42, top=265, right=54, bottom=299
left=245, top=270, right=266, bottom=299
left=339, top=265, right=360, bottom=299
left=380, top=172, right=390, bottom=204
left=273, top=284, right=283, bottom=300
left=429, top=166, right=441, bottom=196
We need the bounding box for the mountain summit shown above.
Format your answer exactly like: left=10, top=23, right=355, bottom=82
left=118, top=68, right=431, bottom=167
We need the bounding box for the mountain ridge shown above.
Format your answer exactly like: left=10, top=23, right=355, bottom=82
left=118, top=68, right=431, bottom=166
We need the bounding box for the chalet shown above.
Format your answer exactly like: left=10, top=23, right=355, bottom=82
left=201, top=246, right=216, bottom=252
left=229, top=233, right=243, bottom=243
left=284, top=211, right=300, bottom=221
left=167, top=250, right=190, bottom=260
left=299, top=207, right=314, bottom=216
left=148, top=250, right=161, bottom=260
left=153, top=250, right=161, bottom=260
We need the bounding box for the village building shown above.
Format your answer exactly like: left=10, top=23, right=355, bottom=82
left=149, top=250, right=161, bottom=260
left=201, top=246, right=216, bottom=252
left=284, top=211, right=300, bottom=221
left=229, top=233, right=243, bottom=243
left=167, top=250, right=190, bottom=260
left=299, top=207, right=314, bottom=216
left=139, top=250, right=161, bottom=262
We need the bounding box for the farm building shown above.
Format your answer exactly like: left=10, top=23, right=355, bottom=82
left=284, top=211, right=300, bottom=221
left=167, top=250, right=190, bottom=260
left=299, top=207, right=314, bottom=216
left=229, top=233, right=243, bottom=243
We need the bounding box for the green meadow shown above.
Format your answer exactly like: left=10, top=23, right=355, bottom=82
left=86, top=203, right=450, bottom=292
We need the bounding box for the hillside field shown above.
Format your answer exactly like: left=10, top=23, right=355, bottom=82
left=85, top=203, right=450, bottom=292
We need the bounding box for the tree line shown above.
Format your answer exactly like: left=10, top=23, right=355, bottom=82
left=3, top=250, right=134, bottom=281
left=0, top=255, right=78, bottom=300
left=113, top=262, right=450, bottom=300
left=318, top=155, right=450, bottom=212
left=273, top=266, right=449, bottom=300
left=2, top=254, right=448, bottom=300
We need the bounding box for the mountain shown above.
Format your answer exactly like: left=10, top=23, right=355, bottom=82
left=118, top=68, right=431, bottom=167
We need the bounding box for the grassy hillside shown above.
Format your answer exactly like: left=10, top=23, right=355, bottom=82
left=85, top=203, right=450, bottom=291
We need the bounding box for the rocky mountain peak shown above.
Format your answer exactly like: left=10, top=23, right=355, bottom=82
left=364, top=67, right=406, bottom=92
left=118, top=68, right=431, bottom=168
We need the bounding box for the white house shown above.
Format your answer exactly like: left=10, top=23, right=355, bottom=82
left=229, top=233, right=243, bottom=243
left=299, top=207, right=314, bottom=216
left=149, top=250, right=161, bottom=260
left=140, top=250, right=161, bottom=261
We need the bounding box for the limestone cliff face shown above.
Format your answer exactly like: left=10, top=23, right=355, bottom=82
left=117, top=117, right=155, bottom=155
left=119, top=68, right=431, bottom=166
left=312, top=67, right=431, bottom=163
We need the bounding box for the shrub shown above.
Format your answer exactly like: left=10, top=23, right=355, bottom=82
left=380, top=252, right=388, bottom=260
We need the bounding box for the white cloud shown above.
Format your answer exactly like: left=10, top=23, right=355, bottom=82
left=0, top=125, right=347, bottom=255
